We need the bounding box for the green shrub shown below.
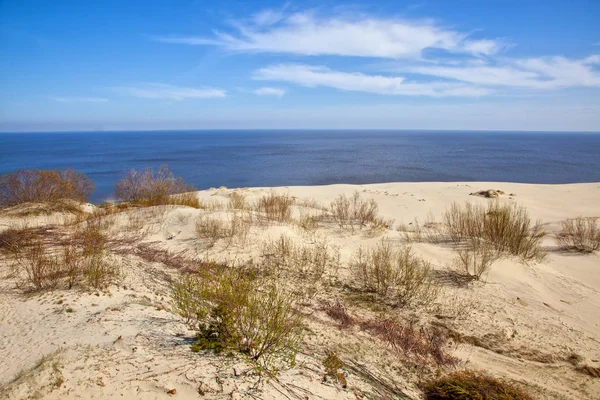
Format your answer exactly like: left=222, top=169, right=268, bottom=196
left=171, top=268, right=303, bottom=374
left=114, top=165, right=196, bottom=207
left=555, top=217, right=600, bottom=252
left=0, top=169, right=94, bottom=207
left=323, top=351, right=347, bottom=387
left=421, top=370, right=533, bottom=400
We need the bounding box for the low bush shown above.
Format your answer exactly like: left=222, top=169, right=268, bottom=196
left=330, top=191, right=379, bottom=231
left=228, top=192, right=248, bottom=210
left=442, top=201, right=546, bottom=261
left=321, top=298, right=354, bottom=329
left=421, top=370, right=533, bottom=400
left=0, top=169, right=94, bottom=208
left=171, top=268, right=303, bottom=374
left=114, top=165, right=197, bottom=207
left=323, top=351, right=347, bottom=387
left=256, top=192, right=294, bottom=222
left=555, top=217, right=600, bottom=252
left=351, top=242, right=438, bottom=307
left=361, top=318, right=455, bottom=367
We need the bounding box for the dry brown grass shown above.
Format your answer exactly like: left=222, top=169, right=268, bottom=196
left=451, top=240, right=499, bottom=281
left=256, top=192, right=294, bottom=222
left=320, top=298, right=354, bottom=329
left=0, top=169, right=94, bottom=209
left=227, top=191, right=248, bottom=210
left=194, top=212, right=252, bottom=247
left=329, top=191, right=379, bottom=231
left=114, top=165, right=199, bottom=207
left=360, top=318, right=456, bottom=367
left=421, top=370, right=534, bottom=400
left=555, top=217, right=600, bottom=252
left=351, top=241, right=439, bottom=307
left=442, top=201, right=546, bottom=261
left=260, top=234, right=340, bottom=280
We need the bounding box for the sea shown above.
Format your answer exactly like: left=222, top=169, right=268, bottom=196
left=1, top=130, right=599, bottom=204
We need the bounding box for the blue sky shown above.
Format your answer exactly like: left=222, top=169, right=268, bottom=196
left=1, top=0, right=599, bottom=132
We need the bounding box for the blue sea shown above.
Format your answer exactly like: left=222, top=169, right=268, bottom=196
left=1, top=130, right=599, bottom=204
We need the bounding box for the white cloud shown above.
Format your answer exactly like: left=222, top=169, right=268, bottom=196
left=255, top=64, right=489, bottom=97
left=156, top=10, right=503, bottom=58
left=53, top=96, right=108, bottom=103
left=117, top=83, right=226, bottom=100
left=254, top=87, right=286, bottom=96
left=403, top=55, right=600, bottom=89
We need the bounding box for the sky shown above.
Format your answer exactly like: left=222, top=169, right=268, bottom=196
left=1, top=0, right=599, bottom=132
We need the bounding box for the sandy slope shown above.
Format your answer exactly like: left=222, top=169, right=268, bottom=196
left=1, top=182, right=599, bottom=399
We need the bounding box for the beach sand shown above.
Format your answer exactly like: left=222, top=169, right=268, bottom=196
left=1, top=182, right=599, bottom=399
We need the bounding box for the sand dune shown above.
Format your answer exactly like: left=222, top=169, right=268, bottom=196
left=1, top=182, right=599, bottom=399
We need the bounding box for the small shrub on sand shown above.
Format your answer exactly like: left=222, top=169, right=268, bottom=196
left=171, top=268, right=303, bottom=374
left=114, top=165, right=197, bottom=207
left=0, top=169, right=94, bottom=208
left=228, top=191, right=248, bottom=210
left=296, top=211, right=321, bottom=233
left=351, top=242, right=438, bottom=307
left=555, top=217, right=600, bottom=252
left=442, top=201, right=546, bottom=261
left=256, top=192, right=294, bottom=222
left=10, top=236, right=62, bottom=290
left=421, top=370, right=534, bottom=400
left=330, top=191, right=379, bottom=231
left=194, top=212, right=252, bottom=246
left=452, top=241, right=499, bottom=281
left=323, top=351, right=347, bottom=387
left=361, top=318, right=455, bottom=367
left=261, top=235, right=340, bottom=280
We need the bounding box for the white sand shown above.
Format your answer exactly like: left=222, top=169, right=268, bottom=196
left=1, top=182, right=599, bottom=399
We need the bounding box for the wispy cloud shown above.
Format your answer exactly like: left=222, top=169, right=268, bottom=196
left=255, top=64, right=489, bottom=97
left=253, top=87, right=286, bottom=96
left=155, top=10, right=504, bottom=58
left=53, top=96, right=109, bottom=103
left=400, top=55, right=600, bottom=89
left=117, top=83, right=226, bottom=100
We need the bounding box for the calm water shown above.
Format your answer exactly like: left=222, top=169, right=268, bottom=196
left=1, top=130, right=599, bottom=203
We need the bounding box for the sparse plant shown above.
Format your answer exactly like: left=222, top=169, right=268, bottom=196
left=329, top=191, right=379, bottom=231
left=195, top=212, right=252, bottom=247
left=555, top=217, right=600, bottom=252
left=171, top=268, right=303, bottom=374
left=228, top=191, right=248, bottom=210
left=452, top=240, right=499, bottom=281
left=421, top=370, right=534, bottom=400
left=0, top=169, right=94, bottom=208
left=321, top=299, right=354, bottom=328
left=351, top=242, right=438, bottom=307
left=114, top=165, right=196, bottom=207
left=296, top=211, right=321, bottom=233
left=442, top=201, right=546, bottom=261
left=323, top=351, right=347, bottom=387
left=360, top=318, right=455, bottom=367
left=261, top=235, right=340, bottom=280
left=256, top=192, right=294, bottom=222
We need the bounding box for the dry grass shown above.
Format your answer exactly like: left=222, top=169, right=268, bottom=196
left=261, top=234, right=340, bottom=280
left=320, top=298, right=354, bottom=329
left=194, top=212, right=252, bottom=247
left=227, top=191, right=248, bottom=210
left=0, top=169, right=94, bottom=208
left=555, top=217, right=600, bottom=252
left=421, top=370, right=534, bottom=400
left=451, top=240, right=499, bottom=281
left=329, top=191, right=379, bottom=231
left=442, top=201, right=546, bottom=261
left=114, top=165, right=199, bottom=207
left=575, top=364, right=600, bottom=378
left=171, top=267, right=303, bottom=374
left=256, top=192, right=294, bottom=222
left=360, top=318, right=456, bottom=367
left=323, top=351, right=347, bottom=387
left=351, top=241, right=439, bottom=307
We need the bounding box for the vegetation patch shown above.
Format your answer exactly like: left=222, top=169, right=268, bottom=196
left=421, top=370, right=533, bottom=400
left=555, top=217, right=600, bottom=252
